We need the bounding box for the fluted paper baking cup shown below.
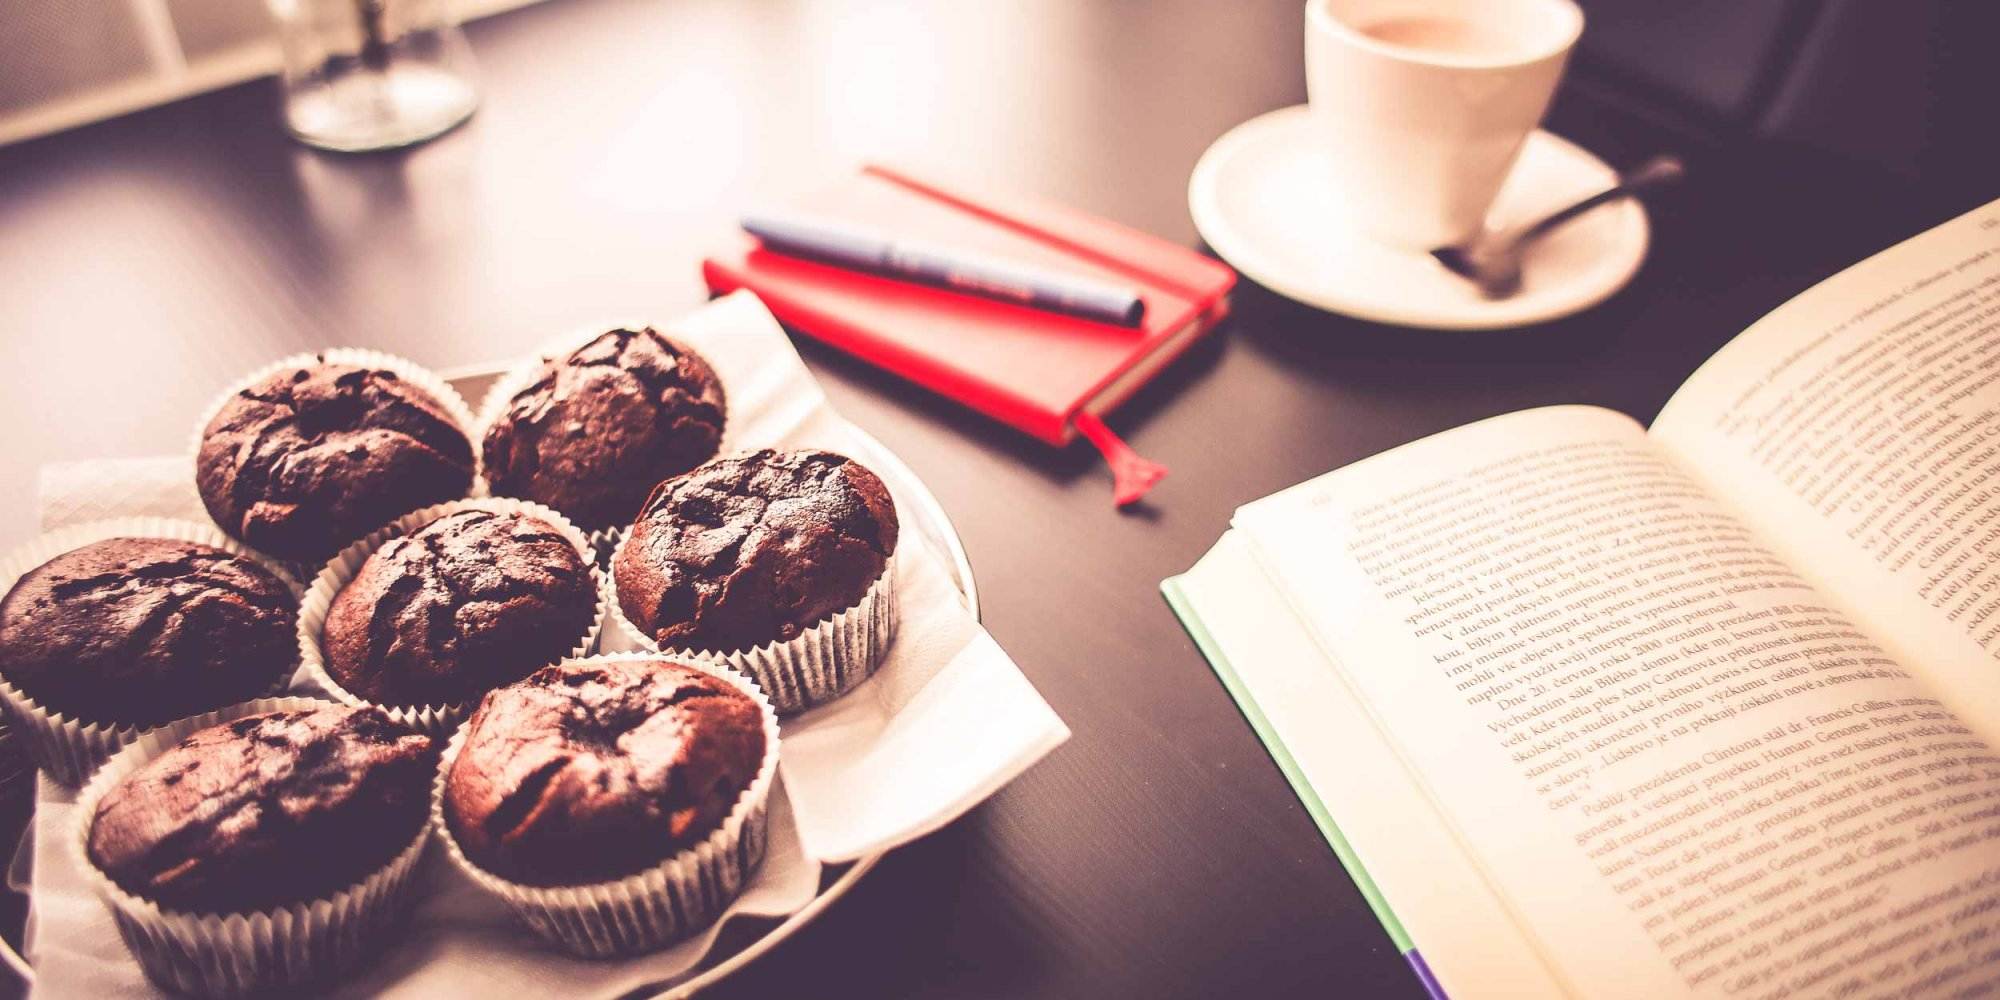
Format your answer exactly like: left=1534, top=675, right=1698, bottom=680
left=603, top=529, right=899, bottom=715
left=471, top=320, right=733, bottom=553
left=297, top=497, right=608, bottom=737
left=188, top=347, right=482, bottom=575
left=431, top=652, right=780, bottom=958
left=0, top=517, right=303, bottom=786
left=72, top=695, right=432, bottom=998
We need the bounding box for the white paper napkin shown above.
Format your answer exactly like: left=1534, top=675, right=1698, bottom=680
left=21, top=291, right=1070, bottom=997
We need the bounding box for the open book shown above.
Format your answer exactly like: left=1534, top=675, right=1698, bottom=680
left=1165, top=201, right=2000, bottom=998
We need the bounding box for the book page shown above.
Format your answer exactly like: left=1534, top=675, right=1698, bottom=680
left=1236, top=406, right=2000, bottom=998
left=1168, top=533, right=1565, bottom=999
left=1652, top=202, right=2000, bottom=738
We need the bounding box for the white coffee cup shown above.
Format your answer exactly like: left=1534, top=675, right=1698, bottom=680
left=1305, top=0, right=1583, bottom=249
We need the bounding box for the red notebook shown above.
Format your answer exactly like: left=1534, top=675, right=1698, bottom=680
left=702, top=165, right=1236, bottom=506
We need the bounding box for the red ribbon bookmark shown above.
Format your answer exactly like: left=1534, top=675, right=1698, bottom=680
left=1073, top=411, right=1167, bottom=507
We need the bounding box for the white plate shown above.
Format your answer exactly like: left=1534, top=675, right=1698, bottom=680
left=0, top=368, right=982, bottom=1000
left=1188, top=105, right=1650, bottom=330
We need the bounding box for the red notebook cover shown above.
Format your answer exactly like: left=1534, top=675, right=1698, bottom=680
left=703, top=165, right=1235, bottom=505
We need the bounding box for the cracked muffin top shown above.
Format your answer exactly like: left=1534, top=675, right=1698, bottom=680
left=86, top=704, right=435, bottom=912
left=481, top=327, right=726, bottom=533
left=322, top=508, right=597, bottom=708
left=0, top=537, right=297, bottom=726
left=196, top=360, right=475, bottom=563
left=612, top=449, right=898, bottom=654
left=442, top=658, right=767, bottom=886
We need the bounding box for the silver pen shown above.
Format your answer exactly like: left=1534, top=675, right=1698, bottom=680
left=742, top=212, right=1147, bottom=327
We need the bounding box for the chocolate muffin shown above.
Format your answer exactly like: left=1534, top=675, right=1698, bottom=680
left=613, top=449, right=898, bottom=653
left=482, top=327, right=726, bottom=532
left=86, top=704, right=435, bottom=912
left=0, top=538, right=295, bottom=726
left=443, top=658, right=766, bottom=886
left=197, top=360, right=475, bottom=563
left=321, top=508, right=596, bottom=708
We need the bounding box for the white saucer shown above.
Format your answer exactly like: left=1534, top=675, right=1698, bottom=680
left=1189, top=105, right=1649, bottom=330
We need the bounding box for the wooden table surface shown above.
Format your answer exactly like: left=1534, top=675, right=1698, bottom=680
left=0, top=1, right=1983, bottom=996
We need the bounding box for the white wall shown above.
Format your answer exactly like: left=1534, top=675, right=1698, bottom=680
left=0, top=0, right=542, bottom=146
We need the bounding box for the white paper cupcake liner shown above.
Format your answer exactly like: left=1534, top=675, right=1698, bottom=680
left=603, top=529, right=900, bottom=716
left=188, top=347, right=482, bottom=575
left=72, top=695, right=433, bottom=998
left=0, top=517, right=304, bottom=786
left=431, top=652, right=781, bottom=958
left=297, top=497, right=608, bottom=737
left=471, top=320, right=734, bottom=551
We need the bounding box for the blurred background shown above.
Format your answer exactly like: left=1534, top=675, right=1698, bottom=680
left=2, top=3, right=1997, bottom=996
left=4, top=0, right=1996, bottom=202
left=0, top=0, right=520, bottom=146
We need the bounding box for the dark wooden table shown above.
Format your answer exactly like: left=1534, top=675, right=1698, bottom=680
left=0, top=1, right=1985, bottom=996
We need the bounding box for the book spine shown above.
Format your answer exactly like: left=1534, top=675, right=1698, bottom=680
left=1160, top=576, right=1447, bottom=1000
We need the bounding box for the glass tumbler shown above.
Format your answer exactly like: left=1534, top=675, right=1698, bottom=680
left=268, top=0, right=480, bottom=152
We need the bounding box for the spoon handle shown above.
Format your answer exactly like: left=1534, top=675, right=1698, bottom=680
left=1507, top=154, right=1686, bottom=248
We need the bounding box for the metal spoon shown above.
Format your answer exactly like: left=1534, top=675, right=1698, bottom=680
left=1431, top=154, right=1686, bottom=299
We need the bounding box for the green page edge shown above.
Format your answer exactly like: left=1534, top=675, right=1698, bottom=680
left=1160, top=575, right=1414, bottom=952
